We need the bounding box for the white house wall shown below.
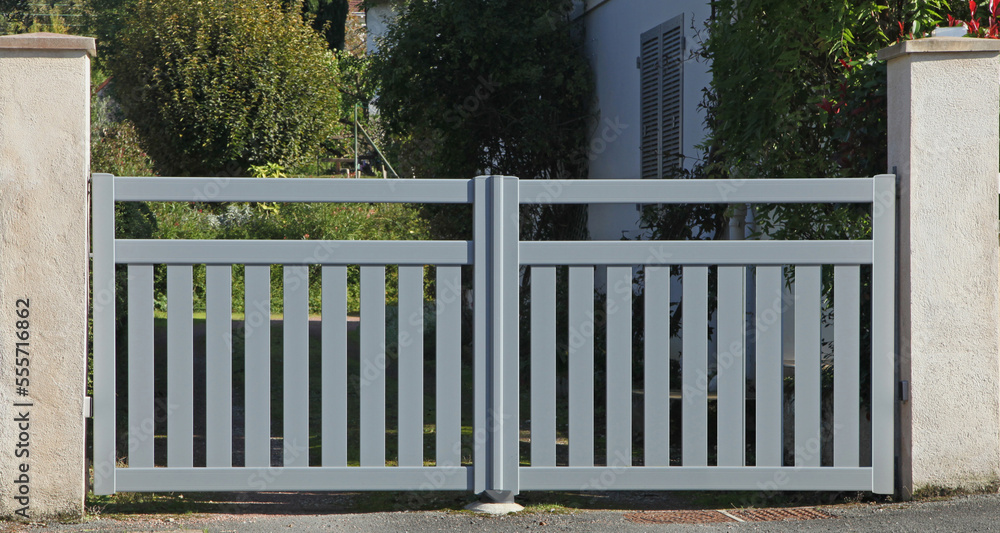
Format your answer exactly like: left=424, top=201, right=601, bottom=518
left=581, top=0, right=712, bottom=240
left=365, top=3, right=396, bottom=54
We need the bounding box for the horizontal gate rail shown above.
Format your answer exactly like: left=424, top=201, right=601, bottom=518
left=116, top=467, right=473, bottom=492
left=112, top=176, right=474, bottom=203
left=115, top=239, right=472, bottom=265
left=519, top=240, right=874, bottom=266
left=518, top=177, right=878, bottom=204
left=519, top=467, right=873, bottom=491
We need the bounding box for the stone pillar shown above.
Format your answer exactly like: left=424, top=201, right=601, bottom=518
left=879, top=37, right=1000, bottom=497
left=0, top=33, right=94, bottom=519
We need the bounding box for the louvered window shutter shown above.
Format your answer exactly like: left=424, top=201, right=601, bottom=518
left=639, top=15, right=684, bottom=178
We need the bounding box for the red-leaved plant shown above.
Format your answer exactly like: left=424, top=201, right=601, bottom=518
left=947, top=0, right=1000, bottom=38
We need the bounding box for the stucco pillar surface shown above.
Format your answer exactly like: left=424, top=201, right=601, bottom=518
left=880, top=36, right=1000, bottom=497
left=0, top=32, right=94, bottom=519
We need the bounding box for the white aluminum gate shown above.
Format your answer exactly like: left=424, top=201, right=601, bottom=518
left=91, top=173, right=895, bottom=496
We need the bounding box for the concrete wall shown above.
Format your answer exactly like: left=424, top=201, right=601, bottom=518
left=581, top=0, right=712, bottom=241
left=880, top=37, right=1000, bottom=496
left=0, top=33, right=94, bottom=519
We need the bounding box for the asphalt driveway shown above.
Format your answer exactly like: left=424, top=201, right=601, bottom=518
left=7, top=492, right=1000, bottom=532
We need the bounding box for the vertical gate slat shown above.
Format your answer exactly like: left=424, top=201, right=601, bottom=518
left=606, top=266, right=632, bottom=466
left=167, top=265, right=194, bottom=467
left=127, top=264, right=155, bottom=468
left=717, top=266, right=745, bottom=466
left=794, top=266, right=822, bottom=467
left=436, top=266, right=462, bottom=467
left=205, top=265, right=232, bottom=467
left=472, top=177, right=488, bottom=493
left=322, top=266, right=348, bottom=467
left=568, top=266, right=595, bottom=466
left=499, top=177, right=520, bottom=492
left=871, top=174, right=895, bottom=494
left=360, top=265, right=386, bottom=467
left=92, top=174, right=116, bottom=494
left=682, top=266, right=708, bottom=466
left=755, top=266, right=784, bottom=467
left=398, top=265, right=425, bottom=467
left=644, top=266, right=671, bottom=466
left=490, top=178, right=506, bottom=487
left=283, top=266, right=310, bottom=467
left=244, top=265, right=271, bottom=467
left=530, top=266, right=557, bottom=467
left=834, top=265, right=860, bottom=467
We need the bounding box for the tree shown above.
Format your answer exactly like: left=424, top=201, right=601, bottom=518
left=0, top=0, right=26, bottom=15
left=302, top=0, right=350, bottom=51
left=0, top=0, right=28, bottom=31
left=367, top=0, right=593, bottom=240
left=689, top=1, right=966, bottom=247
left=639, top=1, right=960, bottom=250
left=107, top=0, right=342, bottom=176
left=1, top=0, right=80, bottom=34
left=702, top=0, right=959, bottom=186
left=88, top=0, right=133, bottom=57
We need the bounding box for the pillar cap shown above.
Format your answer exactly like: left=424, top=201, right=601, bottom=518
left=0, top=32, right=96, bottom=58
left=879, top=36, right=1000, bottom=61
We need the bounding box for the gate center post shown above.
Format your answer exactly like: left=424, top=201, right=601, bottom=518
left=472, top=176, right=522, bottom=507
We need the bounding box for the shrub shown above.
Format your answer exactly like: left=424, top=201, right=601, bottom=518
left=107, top=0, right=342, bottom=176
left=146, top=193, right=430, bottom=314
left=91, top=88, right=158, bottom=328
left=92, top=120, right=156, bottom=178
left=88, top=93, right=159, bottom=399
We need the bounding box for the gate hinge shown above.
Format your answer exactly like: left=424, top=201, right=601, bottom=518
left=84, top=396, right=93, bottom=418
left=899, top=380, right=910, bottom=403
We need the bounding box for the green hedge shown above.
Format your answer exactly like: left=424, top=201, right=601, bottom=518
left=107, top=0, right=342, bottom=177
left=145, top=195, right=430, bottom=315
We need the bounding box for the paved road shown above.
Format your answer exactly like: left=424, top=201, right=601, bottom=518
left=7, top=493, right=1000, bottom=532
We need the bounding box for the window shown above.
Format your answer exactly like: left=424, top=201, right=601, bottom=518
left=640, top=15, right=684, bottom=178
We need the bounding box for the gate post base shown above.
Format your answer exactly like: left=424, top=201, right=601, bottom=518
left=465, top=490, right=523, bottom=515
